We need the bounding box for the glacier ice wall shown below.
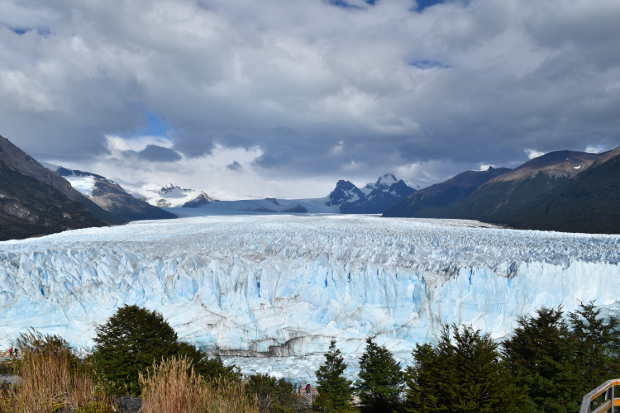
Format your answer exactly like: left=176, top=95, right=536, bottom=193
left=0, top=215, right=619, bottom=382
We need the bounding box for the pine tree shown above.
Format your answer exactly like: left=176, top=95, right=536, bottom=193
left=404, top=325, right=530, bottom=413
left=356, top=337, right=404, bottom=413
left=91, top=305, right=181, bottom=395
left=503, top=307, right=579, bottom=413
left=568, top=302, right=620, bottom=400
left=315, top=340, right=354, bottom=412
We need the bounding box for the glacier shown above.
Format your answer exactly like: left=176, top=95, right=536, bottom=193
left=0, top=214, right=619, bottom=383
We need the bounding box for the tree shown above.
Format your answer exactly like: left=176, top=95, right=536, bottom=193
left=356, top=337, right=404, bottom=413
left=91, top=305, right=182, bottom=395
left=92, top=305, right=241, bottom=395
left=568, top=303, right=620, bottom=401
left=405, top=325, right=530, bottom=413
left=502, top=307, right=579, bottom=413
left=315, top=340, right=354, bottom=412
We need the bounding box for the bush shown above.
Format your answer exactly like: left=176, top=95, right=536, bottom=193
left=246, top=374, right=298, bottom=413
left=176, top=341, right=241, bottom=383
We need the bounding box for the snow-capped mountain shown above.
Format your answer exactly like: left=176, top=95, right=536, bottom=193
left=326, top=180, right=366, bottom=206
left=327, top=174, right=416, bottom=213
left=0, top=214, right=618, bottom=383
left=182, top=193, right=217, bottom=208
left=165, top=174, right=414, bottom=216
left=133, top=184, right=215, bottom=209
left=53, top=167, right=176, bottom=221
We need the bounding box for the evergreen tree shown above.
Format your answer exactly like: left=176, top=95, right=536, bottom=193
left=568, top=303, right=620, bottom=400
left=356, top=337, right=404, bottom=413
left=92, top=305, right=179, bottom=395
left=314, top=340, right=354, bottom=412
left=404, top=325, right=530, bottom=413
left=503, top=307, right=579, bottom=413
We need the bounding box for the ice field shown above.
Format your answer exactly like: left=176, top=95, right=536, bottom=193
left=0, top=214, right=619, bottom=382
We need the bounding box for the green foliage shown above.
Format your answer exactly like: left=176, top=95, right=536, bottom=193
left=356, top=337, right=403, bottom=413
left=92, top=305, right=179, bottom=395
left=315, top=340, right=354, bottom=412
left=501, top=304, right=620, bottom=413
left=91, top=305, right=242, bottom=396
left=404, top=325, right=531, bottom=413
left=246, top=373, right=298, bottom=413
left=568, top=302, right=620, bottom=392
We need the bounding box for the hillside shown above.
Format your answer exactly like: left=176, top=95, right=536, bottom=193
left=55, top=167, right=176, bottom=221
left=385, top=148, right=620, bottom=234
left=385, top=167, right=510, bottom=217
left=0, top=135, right=110, bottom=240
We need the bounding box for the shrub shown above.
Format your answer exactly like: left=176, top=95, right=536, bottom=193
left=246, top=374, right=298, bottom=413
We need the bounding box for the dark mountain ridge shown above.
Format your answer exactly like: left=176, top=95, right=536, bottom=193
left=385, top=167, right=511, bottom=217
left=0, top=135, right=113, bottom=241
left=386, top=147, right=620, bottom=234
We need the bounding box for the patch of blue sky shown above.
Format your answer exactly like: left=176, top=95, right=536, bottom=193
left=137, top=111, right=171, bottom=137
left=414, top=0, right=472, bottom=12
left=327, top=0, right=376, bottom=9
left=415, top=0, right=446, bottom=12
left=5, top=25, right=51, bottom=36
left=408, top=59, right=451, bottom=70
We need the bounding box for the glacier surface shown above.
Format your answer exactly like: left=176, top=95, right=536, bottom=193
left=0, top=215, right=619, bottom=383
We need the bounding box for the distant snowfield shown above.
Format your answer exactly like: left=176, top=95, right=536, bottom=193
left=63, top=175, right=96, bottom=197
left=0, top=215, right=619, bottom=383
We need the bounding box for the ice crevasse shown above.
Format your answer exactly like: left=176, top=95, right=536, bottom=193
left=0, top=215, right=619, bottom=382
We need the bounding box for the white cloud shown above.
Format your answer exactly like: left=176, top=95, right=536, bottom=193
left=525, top=149, right=545, bottom=160
left=584, top=144, right=609, bottom=154
left=1, top=0, right=619, bottom=197
left=105, top=135, right=174, bottom=153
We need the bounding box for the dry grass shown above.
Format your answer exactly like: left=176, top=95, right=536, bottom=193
left=0, top=332, right=113, bottom=413
left=140, top=357, right=260, bottom=413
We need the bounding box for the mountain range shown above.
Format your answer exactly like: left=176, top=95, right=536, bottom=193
left=386, top=147, right=620, bottom=234
left=169, top=173, right=416, bottom=216
left=2, top=133, right=619, bottom=240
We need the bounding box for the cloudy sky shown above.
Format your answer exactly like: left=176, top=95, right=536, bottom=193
left=1, top=0, right=619, bottom=199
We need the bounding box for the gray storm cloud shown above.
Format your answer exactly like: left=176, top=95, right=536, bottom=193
left=0, top=0, right=619, bottom=195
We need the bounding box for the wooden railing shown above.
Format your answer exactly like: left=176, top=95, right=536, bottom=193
left=581, top=379, right=620, bottom=413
